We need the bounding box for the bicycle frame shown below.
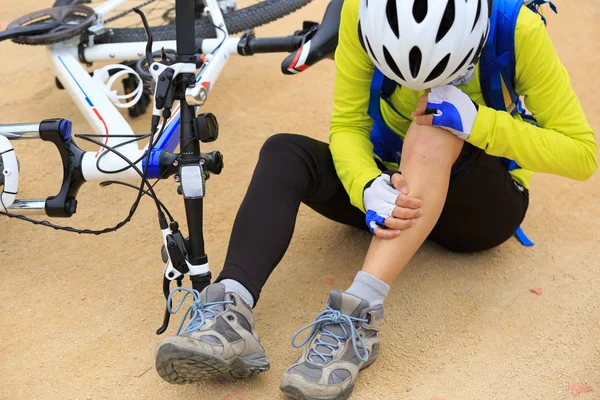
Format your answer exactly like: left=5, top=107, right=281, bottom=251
left=1, top=0, right=243, bottom=297
left=0, top=0, right=243, bottom=214
left=50, top=0, right=235, bottom=182
left=0, top=0, right=333, bottom=332
left=0, top=0, right=331, bottom=215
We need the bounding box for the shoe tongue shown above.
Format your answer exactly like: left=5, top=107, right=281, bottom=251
left=311, top=291, right=370, bottom=365
left=327, top=291, right=370, bottom=318
left=200, top=283, right=227, bottom=313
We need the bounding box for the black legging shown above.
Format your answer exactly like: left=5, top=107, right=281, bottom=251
left=216, top=134, right=529, bottom=304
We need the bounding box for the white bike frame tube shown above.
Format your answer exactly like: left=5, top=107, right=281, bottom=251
left=94, top=0, right=128, bottom=17
left=49, top=45, right=143, bottom=181
left=43, top=0, right=234, bottom=183
left=205, top=0, right=228, bottom=40
left=192, top=0, right=231, bottom=92
left=75, top=38, right=240, bottom=63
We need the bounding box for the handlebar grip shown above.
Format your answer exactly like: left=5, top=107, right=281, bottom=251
left=281, top=0, right=343, bottom=75
left=246, top=36, right=302, bottom=54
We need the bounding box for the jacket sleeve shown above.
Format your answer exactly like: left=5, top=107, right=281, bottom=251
left=329, top=0, right=382, bottom=212
left=468, top=8, right=597, bottom=181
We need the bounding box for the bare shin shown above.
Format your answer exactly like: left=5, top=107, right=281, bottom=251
left=361, top=123, right=464, bottom=285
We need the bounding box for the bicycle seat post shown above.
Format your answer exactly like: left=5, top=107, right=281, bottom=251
left=175, top=0, right=212, bottom=293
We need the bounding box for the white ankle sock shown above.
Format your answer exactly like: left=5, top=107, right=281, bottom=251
left=345, top=271, right=390, bottom=306
left=220, top=279, right=255, bottom=308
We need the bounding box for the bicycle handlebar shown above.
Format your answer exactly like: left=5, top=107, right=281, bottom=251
left=244, top=36, right=304, bottom=55
left=281, top=0, right=342, bottom=74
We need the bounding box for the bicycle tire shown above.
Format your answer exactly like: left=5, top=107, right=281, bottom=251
left=52, top=0, right=314, bottom=44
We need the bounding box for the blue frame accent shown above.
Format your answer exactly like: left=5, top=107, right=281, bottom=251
left=57, top=54, right=205, bottom=180
left=57, top=56, right=94, bottom=107
left=144, top=67, right=209, bottom=179
left=143, top=113, right=181, bottom=179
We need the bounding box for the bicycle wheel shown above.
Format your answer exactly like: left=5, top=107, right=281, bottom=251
left=53, top=0, right=314, bottom=44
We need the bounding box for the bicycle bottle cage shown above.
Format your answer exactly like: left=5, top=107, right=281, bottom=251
left=0, top=119, right=85, bottom=217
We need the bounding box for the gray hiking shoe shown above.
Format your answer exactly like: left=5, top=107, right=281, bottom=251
left=280, top=291, right=383, bottom=400
left=155, top=283, right=269, bottom=383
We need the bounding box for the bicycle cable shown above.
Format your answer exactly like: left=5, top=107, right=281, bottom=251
left=0, top=21, right=224, bottom=234
left=0, top=119, right=171, bottom=234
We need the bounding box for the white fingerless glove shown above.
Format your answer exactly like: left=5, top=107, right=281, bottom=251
left=425, top=85, right=479, bottom=140
left=363, top=171, right=400, bottom=233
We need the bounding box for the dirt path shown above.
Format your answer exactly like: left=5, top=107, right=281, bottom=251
left=0, top=1, right=598, bottom=399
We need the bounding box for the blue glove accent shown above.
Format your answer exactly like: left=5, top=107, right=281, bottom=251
left=429, top=101, right=464, bottom=133
left=425, top=85, right=478, bottom=140
left=365, top=210, right=386, bottom=233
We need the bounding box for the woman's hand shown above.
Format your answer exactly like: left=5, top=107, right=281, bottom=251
left=412, top=85, right=478, bottom=140
left=363, top=171, right=424, bottom=239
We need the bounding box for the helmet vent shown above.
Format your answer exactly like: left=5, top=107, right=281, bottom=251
left=386, top=0, right=400, bottom=38
left=409, top=46, right=422, bottom=78
left=424, top=54, right=450, bottom=83
left=412, top=0, right=428, bottom=23
left=450, top=48, right=474, bottom=76
left=383, top=46, right=405, bottom=80
left=436, top=0, right=455, bottom=43
left=472, top=0, right=482, bottom=33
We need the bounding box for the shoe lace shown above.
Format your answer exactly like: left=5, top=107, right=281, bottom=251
left=291, top=306, right=369, bottom=365
left=167, top=287, right=233, bottom=335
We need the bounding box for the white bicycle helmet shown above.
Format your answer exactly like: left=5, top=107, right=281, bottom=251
left=359, top=0, right=491, bottom=90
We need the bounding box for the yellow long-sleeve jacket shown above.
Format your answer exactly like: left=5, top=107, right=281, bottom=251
left=330, top=0, right=597, bottom=212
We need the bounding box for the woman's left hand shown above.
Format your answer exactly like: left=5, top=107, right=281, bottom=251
left=412, top=85, right=479, bottom=140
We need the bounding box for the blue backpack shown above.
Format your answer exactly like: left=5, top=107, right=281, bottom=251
left=367, top=0, right=557, bottom=246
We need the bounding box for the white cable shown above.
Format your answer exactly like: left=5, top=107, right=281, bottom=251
left=92, top=64, right=144, bottom=109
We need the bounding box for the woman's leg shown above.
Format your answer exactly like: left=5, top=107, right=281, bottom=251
left=281, top=123, right=530, bottom=399
left=157, top=133, right=365, bottom=384
left=362, top=122, right=464, bottom=284
left=280, top=123, right=463, bottom=398
left=428, top=146, right=529, bottom=252
left=362, top=122, right=529, bottom=285
left=216, top=133, right=365, bottom=304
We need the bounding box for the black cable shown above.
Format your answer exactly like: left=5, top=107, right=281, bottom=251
left=199, top=21, right=228, bottom=55
left=0, top=43, right=212, bottom=234
left=0, top=121, right=170, bottom=235
left=99, top=180, right=172, bottom=219
left=93, top=134, right=151, bottom=174
left=91, top=124, right=162, bottom=175
left=77, top=131, right=165, bottom=216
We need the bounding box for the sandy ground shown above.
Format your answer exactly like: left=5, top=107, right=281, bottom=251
left=0, top=1, right=599, bottom=399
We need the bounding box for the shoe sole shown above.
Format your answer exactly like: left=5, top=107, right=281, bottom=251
left=155, top=343, right=270, bottom=384
left=280, top=385, right=354, bottom=400
left=279, top=352, right=378, bottom=399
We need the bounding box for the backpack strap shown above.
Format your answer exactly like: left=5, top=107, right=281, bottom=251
left=367, top=69, right=386, bottom=119
left=525, top=0, right=558, bottom=24
left=480, top=0, right=558, bottom=115
left=480, top=0, right=523, bottom=116
left=368, top=68, right=404, bottom=164
left=368, top=69, right=397, bottom=118
left=481, top=0, right=524, bottom=172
